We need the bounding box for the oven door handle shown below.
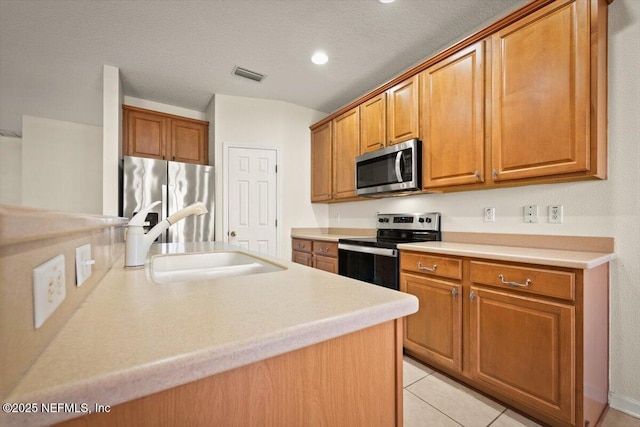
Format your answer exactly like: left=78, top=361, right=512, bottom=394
left=338, top=243, right=398, bottom=257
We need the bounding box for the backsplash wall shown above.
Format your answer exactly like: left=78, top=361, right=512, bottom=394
left=0, top=205, right=126, bottom=400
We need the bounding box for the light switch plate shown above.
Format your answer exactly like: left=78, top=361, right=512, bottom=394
left=484, top=207, right=495, bottom=222
left=523, top=205, right=538, bottom=223
left=33, top=254, right=66, bottom=329
left=75, top=243, right=93, bottom=287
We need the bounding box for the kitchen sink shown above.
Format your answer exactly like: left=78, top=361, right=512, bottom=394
left=150, top=251, right=286, bottom=284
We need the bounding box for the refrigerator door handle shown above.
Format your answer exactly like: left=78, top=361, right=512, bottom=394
left=161, top=185, right=168, bottom=222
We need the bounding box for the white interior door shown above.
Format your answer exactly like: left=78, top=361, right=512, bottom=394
left=227, top=147, right=277, bottom=255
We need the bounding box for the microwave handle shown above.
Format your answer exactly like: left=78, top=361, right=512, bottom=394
left=395, top=151, right=403, bottom=182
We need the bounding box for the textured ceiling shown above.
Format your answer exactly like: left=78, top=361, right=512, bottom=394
left=0, top=0, right=526, bottom=133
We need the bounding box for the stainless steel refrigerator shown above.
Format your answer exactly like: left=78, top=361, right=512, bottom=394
left=122, top=156, right=215, bottom=243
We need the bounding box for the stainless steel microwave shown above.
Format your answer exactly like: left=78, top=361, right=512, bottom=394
left=355, top=139, right=421, bottom=196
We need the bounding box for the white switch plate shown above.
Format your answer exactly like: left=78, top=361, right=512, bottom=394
left=75, top=243, right=93, bottom=287
left=548, top=205, right=563, bottom=223
left=484, top=207, right=495, bottom=222
left=523, top=205, right=538, bottom=223
left=33, top=254, right=66, bottom=329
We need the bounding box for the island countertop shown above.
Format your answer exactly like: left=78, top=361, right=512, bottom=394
left=2, top=242, right=418, bottom=427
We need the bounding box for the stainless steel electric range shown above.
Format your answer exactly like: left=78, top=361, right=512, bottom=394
left=338, top=212, right=441, bottom=290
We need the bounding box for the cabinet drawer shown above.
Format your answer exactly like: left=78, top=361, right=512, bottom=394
left=470, top=261, right=575, bottom=301
left=292, top=238, right=313, bottom=253
left=313, top=241, right=338, bottom=257
left=400, top=252, right=462, bottom=280
left=314, top=254, right=338, bottom=273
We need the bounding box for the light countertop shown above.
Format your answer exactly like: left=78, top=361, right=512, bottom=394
left=398, top=241, right=615, bottom=269
left=3, top=242, right=417, bottom=427
left=291, top=227, right=375, bottom=242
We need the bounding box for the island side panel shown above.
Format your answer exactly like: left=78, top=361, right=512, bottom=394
left=55, top=320, right=402, bottom=427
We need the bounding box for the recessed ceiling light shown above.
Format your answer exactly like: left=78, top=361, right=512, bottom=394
left=311, top=52, right=329, bottom=65
left=379, top=0, right=395, bottom=3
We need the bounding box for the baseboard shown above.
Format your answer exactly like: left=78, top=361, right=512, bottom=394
left=609, top=391, right=640, bottom=419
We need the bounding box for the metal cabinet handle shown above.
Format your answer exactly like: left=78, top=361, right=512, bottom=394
left=321, top=247, right=328, bottom=253
left=492, top=169, right=498, bottom=178
left=470, top=291, right=476, bottom=301
left=451, top=288, right=458, bottom=298
left=474, top=170, right=480, bottom=180
left=230, top=231, right=237, bottom=237
left=298, top=243, right=305, bottom=249
left=498, top=274, right=531, bottom=288
left=417, top=262, right=437, bottom=272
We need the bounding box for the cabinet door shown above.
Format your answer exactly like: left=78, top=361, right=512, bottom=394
left=310, top=122, right=333, bottom=202
left=401, top=273, right=462, bottom=372
left=491, top=0, right=589, bottom=181
left=360, top=93, right=386, bottom=154
left=421, top=41, right=485, bottom=188
left=170, top=119, right=208, bottom=165
left=332, top=107, right=360, bottom=199
left=386, top=75, right=419, bottom=145
left=125, top=109, right=167, bottom=160
left=469, top=286, right=575, bottom=424
left=313, top=255, right=338, bottom=274
left=292, top=251, right=313, bottom=267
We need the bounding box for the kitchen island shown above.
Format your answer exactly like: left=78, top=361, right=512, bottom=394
left=2, top=242, right=417, bottom=427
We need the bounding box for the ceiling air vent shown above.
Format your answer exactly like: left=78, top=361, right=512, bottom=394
left=232, top=66, right=266, bottom=82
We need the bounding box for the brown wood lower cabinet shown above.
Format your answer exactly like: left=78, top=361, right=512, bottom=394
left=292, top=238, right=338, bottom=274
left=400, top=250, right=609, bottom=427
left=56, top=320, right=404, bottom=427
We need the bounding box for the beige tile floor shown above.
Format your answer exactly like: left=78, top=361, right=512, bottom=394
left=403, top=356, right=640, bottom=427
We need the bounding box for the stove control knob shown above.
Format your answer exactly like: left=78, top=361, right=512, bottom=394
left=378, top=218, right=384, bottom=223
left=418, top=218, right=425, bottom=223
left=425, top=217, right=432, bottom=223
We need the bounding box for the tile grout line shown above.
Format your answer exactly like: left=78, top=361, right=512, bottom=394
left=405, top=388, right=464, bottom=427
left=486, top=408, right=508, bottom=426
left=403, top=371, right=434, bottom=388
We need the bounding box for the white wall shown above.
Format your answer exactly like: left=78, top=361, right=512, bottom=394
left=21, top=115, right=103, bottom=214
left=328, top=0, right=640, bottom=416
left=213, top=94, right=327, bottom=259
left=102, top=65, right=122, bottom=216
left=124, top=96, right=207, bottom=121
left=0, top=136, right=22, bottom=205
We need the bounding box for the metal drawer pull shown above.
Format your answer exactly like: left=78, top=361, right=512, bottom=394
left=498, top=274, right=532, bottom=288
left=417, top=262, right=437, bottom=272
left=470, top=291, right=476, bottom=301
left=451, top=288, right=458, bottom=298
left=321, top=247, right=328, bottom=253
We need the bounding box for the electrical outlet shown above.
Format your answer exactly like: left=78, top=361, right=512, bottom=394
left=523, top=205, right=538, bottom=223
left=33, top=254, right=66, bottom=329
left=75, top=244, right=94, bottom=287
left=548, top=205, right=563, bottom=224
left=484, top=207, right=495, bottom=222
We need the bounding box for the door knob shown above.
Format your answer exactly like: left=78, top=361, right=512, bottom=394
left=230, top=231, right=237, bottom=237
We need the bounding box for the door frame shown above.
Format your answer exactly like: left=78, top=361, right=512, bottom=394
left=223, top=143, right=280, bottom=257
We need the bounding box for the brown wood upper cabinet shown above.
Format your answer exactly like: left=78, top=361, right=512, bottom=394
left=332, top=107, right=360, bottom=199
left=386, top=75, right=419, bottom=145
left=359, top=93, right=386, bottom=154
left=491, top=0, right=592, bottom=182
left=123, top=105, right=209, bottom=165
left=420, top=41, right=486, bottom=188
left=310, top=122, right=333, bottom=202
